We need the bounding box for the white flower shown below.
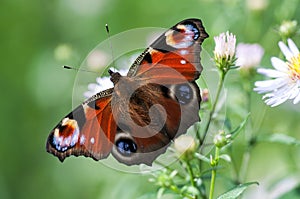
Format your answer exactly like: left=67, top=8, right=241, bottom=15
left=236, top=43, right=264, bottom=69
left=214, top=31, right=236, bottom=62
left=254, top=38, right=300, bottom=107
left=83, top=68, right=127, bottom=99
left=83, top=53, right=139, bottom=99
left=246, top=0, right=268, bottom=11
left=86, top=50, right=109, bottom=70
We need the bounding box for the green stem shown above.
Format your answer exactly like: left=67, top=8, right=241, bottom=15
left=209, top=147, right=220, bottom=199
left=186, top=161, right=196, bottom=187
left=238, top=77, right=254, bottom=183
left=201, top=71, right=226, bottom=144
left=199, top=71, right=226, bottom=190
left=181, top=160, right=198, bottom=199
left=238, top=87, right=252, bottom=182
left=209, top=170, right=217, bottom=199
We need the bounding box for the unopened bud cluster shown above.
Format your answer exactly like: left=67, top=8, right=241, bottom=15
left=279, top=20, right=298, bottom=39
left=213, top=130, right=231, bottom=148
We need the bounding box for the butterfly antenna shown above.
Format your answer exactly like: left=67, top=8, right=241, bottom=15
left=105, top=23, right=116, bottom=73
left=63, top=65, right=97, bottom=74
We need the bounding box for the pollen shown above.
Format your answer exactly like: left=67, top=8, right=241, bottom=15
left=288, top=54, right=300, bottom=80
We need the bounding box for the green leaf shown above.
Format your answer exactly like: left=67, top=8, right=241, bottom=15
left=224, top=117, right=232, bottom=131
left=219, top=154, right=231, bottom=162
left=230, top=65, right=240, bottom=70
left=181, top=185, right=200, bottom=196
left=230, top=113, right=250, bottom=139
left=157, top=187, right=165, bottom=199
left=256, top=133, right=300, bottom=146
left=216, top=182, right=259, bottom=199
left=195, top=153, right=210, bottom=164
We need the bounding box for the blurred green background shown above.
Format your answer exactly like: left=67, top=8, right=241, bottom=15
left=1, top=0, right=300, bottom=198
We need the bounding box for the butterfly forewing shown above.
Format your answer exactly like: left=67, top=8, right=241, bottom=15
left=46, top=90, right=116, bottom=161
left=127, top=18, right=208, bottom=83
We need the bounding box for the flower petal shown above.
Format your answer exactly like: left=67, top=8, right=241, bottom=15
left=263, top=84, right=293, bottom=106
left=266, top=95, right=289, bottom=107
left=254, top=77, right=292, bottom=99
left=287, top=84, right=299, bottom=99
left=254, top=78, right=287, bottom=90
left=287, top=38, right=299, bottom=56
left=84, top=91, right=96, bottom=99
left=279, top=41, right=293, bottom=60
left=270, top=57, right=289, bottom=72
left=274, top=84, right=295, bottom=98
left=257, top=68, right=286, bottom=78
left=293, top=91, right=300, bottom=104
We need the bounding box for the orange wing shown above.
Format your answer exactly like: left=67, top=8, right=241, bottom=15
left=127, top=18, right=208, bottom=84
left=46, top=89, right=116, bottom=162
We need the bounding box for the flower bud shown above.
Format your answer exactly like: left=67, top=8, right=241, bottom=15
left=54, top=44, right=73, bottom=61
left=279, top=20, right=298, bottom=39
left=213, top=31, right=237, bottom=73
left=174, top=135, right=196, bottom=158
left=213, top=131, right=231, bottom=148
left=201, top=88, right=209, bottom=102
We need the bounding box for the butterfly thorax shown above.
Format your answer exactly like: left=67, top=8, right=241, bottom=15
left=109, top=70, right=121, bottom=85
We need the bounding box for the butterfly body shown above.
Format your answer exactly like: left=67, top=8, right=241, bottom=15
left=47, top=18, right=208, bottom=165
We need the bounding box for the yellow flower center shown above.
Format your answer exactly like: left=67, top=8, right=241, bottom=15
left=288, top=54, right=300, bottom=80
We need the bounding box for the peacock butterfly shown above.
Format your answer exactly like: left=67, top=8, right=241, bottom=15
left=46, top=18, right=209, bottom=166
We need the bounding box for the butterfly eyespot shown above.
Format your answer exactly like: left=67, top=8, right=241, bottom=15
left=187, top=24, right=200, bottom=40
left=175, top=84, right=193, bottom=105
left=116, top=138, right=137, bottom=156
left=165, top=23, right=200, bottom=49
left=51, top=118, right=80, bottom=152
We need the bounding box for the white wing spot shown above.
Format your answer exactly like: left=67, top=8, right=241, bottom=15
left=61, top=117, right=69, bottom=126
left=80, top=135, right=86, bottom=145
left=90, top=137, right=95, bottom=144
left=180, top=60, right=187, bottom=65
left=180, top=50, right=188, bottom=55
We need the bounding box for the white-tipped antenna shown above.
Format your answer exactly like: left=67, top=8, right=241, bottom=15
left=63, top=65, right=97, bottom=73
left=105, top=23, right=116, bottom=73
